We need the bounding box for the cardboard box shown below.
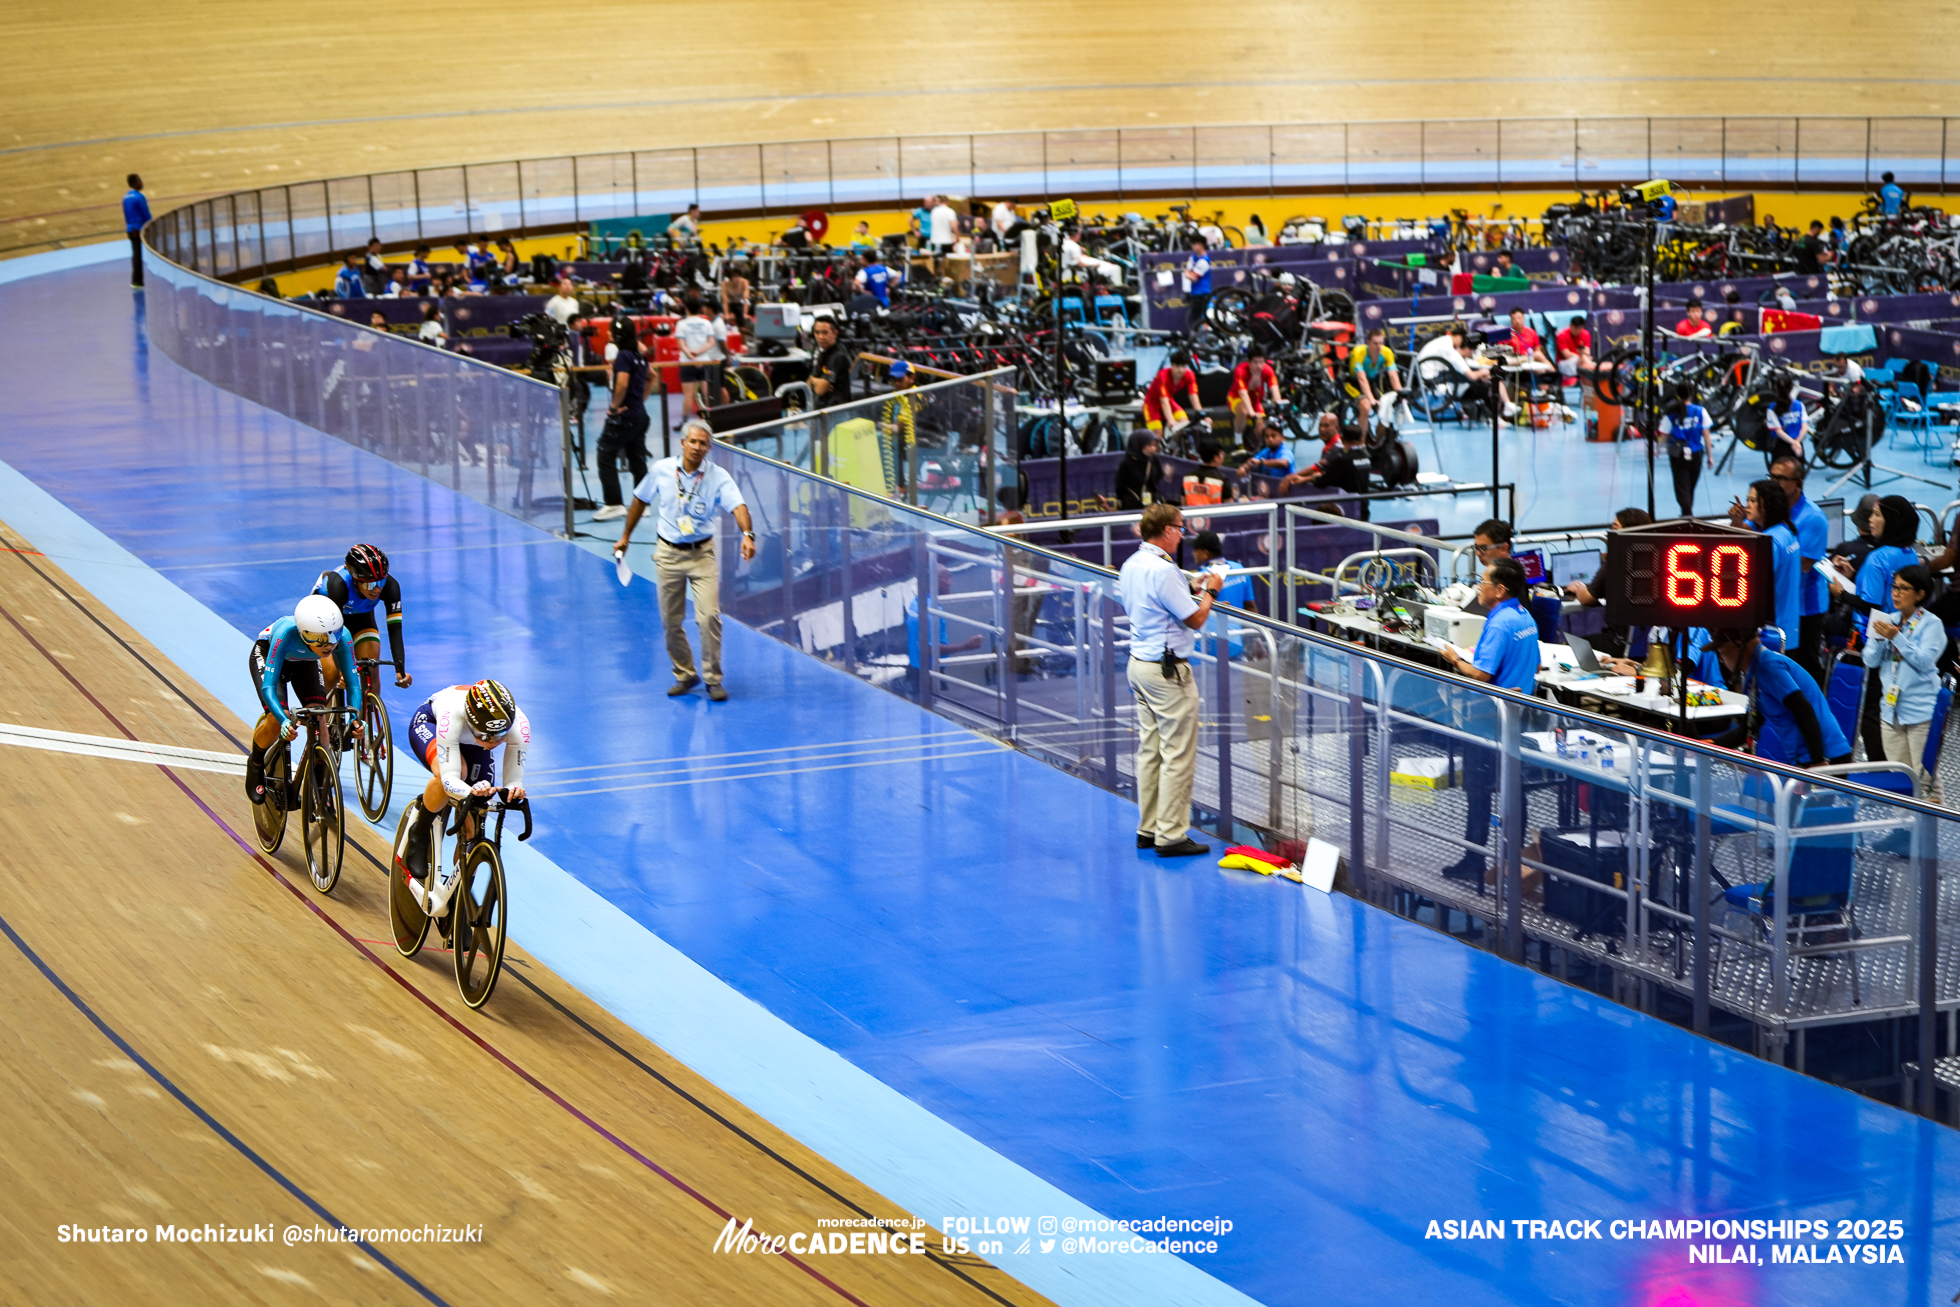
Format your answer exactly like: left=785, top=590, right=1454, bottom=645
left=1484, top=835, right=1546, bottom=906
left=1390, top=756, right=1454, bottom=790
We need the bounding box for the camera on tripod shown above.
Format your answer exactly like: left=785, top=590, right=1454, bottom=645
left=1617, top=179, right=1679, bottom=220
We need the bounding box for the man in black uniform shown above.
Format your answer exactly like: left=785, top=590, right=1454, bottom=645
left=594, top=320, right=651, bottom=522
left=810, top=317, right=853, bottom=406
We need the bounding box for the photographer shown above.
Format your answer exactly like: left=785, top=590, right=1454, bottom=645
left=592, top=320, right=651, bottom=522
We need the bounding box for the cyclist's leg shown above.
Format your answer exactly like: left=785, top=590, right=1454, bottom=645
left=398, top=701, right=447, bottom=876
left=246, top=640, right=280, bottom=802
left=1228, top=391, right=1250, bottom=443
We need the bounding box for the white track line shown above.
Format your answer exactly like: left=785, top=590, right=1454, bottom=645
left=0, top=722, right=245, bottom=775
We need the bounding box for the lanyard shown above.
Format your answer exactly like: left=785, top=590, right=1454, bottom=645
left=675, top=464, right=706, bottom=504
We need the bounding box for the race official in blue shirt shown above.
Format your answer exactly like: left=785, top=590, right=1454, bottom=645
left=1770, top=453, right=1829, bottom=689
left=1439, top=556, right=1538, bottom=883
left=1660, top=385, right=1709, bottom=518
left=1712, top=627, right=1850, bottom=768
left=1737, top=478, right=1804, bottom=666
left=123, top=173, right=152, bottom=288
left=1117, top=503, right=1225, bottom=859
left=614, top=420, right=757, bottom=702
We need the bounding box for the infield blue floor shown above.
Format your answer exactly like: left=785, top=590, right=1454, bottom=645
left=4, top=256, right=1959, bottom=1306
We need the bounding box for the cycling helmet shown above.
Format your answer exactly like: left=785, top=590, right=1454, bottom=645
left=463, top=679, right=516, bottom=738
left=294, top=594, right=345, bottom=639
left=345, top=543, right=389, bottom=584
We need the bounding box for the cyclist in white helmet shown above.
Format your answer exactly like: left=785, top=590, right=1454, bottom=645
left=246, top=594, right=363, bottom=806
left=395, top=678, right=531, bottom=914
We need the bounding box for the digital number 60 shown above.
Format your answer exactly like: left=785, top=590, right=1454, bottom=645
left=1664, top=542, right=1750, bottom=609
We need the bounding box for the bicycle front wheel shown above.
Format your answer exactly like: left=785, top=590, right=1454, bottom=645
left=253, top=745, right=291, bottom=854
left=301, top=745, right=344, bottom=894
left=452, top=842, right=508, bottom=1010
left=355, top=695, right=394, bottom=823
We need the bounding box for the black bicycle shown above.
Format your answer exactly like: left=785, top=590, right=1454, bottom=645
left=390, top=788, right=528, bottom=1009
left=251, top=702, right=358, bottom=894
left=332, top=656, right=398, bottom=822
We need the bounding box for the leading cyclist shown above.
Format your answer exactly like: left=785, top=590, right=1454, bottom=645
left=313, top=543, right=413, bottom=692
left=246, top=595, right=363, bottom=805
left=394, top=680, right=531, bottom=915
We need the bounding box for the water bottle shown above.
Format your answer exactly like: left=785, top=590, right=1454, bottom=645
left=1555, top=724, right=1569, bottom=758
left=1601, top=743, right=1616, bottom=772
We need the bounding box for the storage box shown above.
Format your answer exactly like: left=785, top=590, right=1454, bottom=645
left=1484, top=836, right=1545, bottom=906
left=1390, top=755, right=1454, bottom=790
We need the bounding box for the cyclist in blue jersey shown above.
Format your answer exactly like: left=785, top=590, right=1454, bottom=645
left=313, top=543, right=413, bottom=693
left=246, top=595, right=363, bottom=805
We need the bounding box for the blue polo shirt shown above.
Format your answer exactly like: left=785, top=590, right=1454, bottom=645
left=862, top=261, right=892, bottom=307
left=1854, top=543, right=1921, bottom=635
left=1470, top=597, right=1539, bottom=693
left=122, top=189, right=152, bottom=233
left=1749, top=645, right=1848, bottom=764
left=1761, top=522, right=1802, bottom=644
left=1881, top=182, right=1906, bottom=216
left=1788, top=493, right=1829, bottom=616
left=1660, top=404, right=1709, bottom=456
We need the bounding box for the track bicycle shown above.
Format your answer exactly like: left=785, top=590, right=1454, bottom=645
left=327, top=656, right=399, bottom=823
left=251, top=702, right=358, bottom=894
left=389, top=788, right=529, bottom=1009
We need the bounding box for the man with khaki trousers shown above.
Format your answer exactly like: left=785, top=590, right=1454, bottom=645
left=613, top=420, right=757, bottom=701
left=1118, top=502, right=1222, bottom=858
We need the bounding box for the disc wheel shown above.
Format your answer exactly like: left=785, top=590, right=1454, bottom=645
left=452, top=842, right=508, bottom=1010
left=300, top=745, right=344, bottom=894
left=253, top=744, right=291, bottom=854
left=354, top=694, right=393, bottom=823
left=388, top=806, right=432, bottom=958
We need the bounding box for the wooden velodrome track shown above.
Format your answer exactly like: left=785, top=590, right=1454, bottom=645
left=0, top=516, right=1049, bottom=1306
left=7, top=2, right=1960, bottom=256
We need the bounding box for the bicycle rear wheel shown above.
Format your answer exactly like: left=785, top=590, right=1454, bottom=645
left=452, top=842, right=508, bottom=1009
left=253, top=744, right=291, bottom=854
left=388, top=805, right=432, bottom=957
left=301, top=745, right=344, bottom=894
left=354, top=694, right=394, bottom=823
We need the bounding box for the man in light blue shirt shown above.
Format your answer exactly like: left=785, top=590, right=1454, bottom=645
left=1439, top=556, right=1538, bottom=882
left=1879, top=172, right=1906, bottom=217
left=1118, top=503, right=1224, bottom=858
left=123, top=173, right=152, bottom=288
left=614, top=420, right=758, bottom=701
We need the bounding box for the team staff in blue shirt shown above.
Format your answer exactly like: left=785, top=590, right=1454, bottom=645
left=1879, top=172, right=1907, bottom=217
left=1735, top=479, right=1803, bottom=664
left=1661, top=383, right=1709, bottom=518
left=1772, top=454, right=1830, bottom=691
left=1829, top=493, right=1923, bottom=763
left=1710, top=627, right=1850, bottom=768
left=123, top=173, right=152, bottom=289
left=1439, top=556, right=1539, bottom=883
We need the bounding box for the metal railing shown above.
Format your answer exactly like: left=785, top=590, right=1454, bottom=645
left=143, top=116, right=1960, bottom=289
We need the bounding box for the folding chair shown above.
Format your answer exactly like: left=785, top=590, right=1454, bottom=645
left=1890, top=381, right=1935, bottom=452
left=1715, top=794, right=1865, bottom=1004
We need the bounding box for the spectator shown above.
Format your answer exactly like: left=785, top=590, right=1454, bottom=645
left=368, top=310, right=389, bottom=331
left=849, top=220, right=875, bottom=250
left=1879, top=171, right=1906, bottom=217
left=1416, top=322, right=1509, bottom=421
left=1863, top=563, right=1946, bottom=809
left=1116, top=501, right=1223, bottom=858
left=123, top=173, right=151, bottom=288
left=1739, top=478, right=1804, bottom=660
left=494, top=237, right=520, bottom=280
left=1142, top=350, right=1201, bottom=439
left=1438, top=555, right=1537, bottom=883
left=1243, top=214, right=1270, bottom=247
left=672, top=203, right=702, bottom=242
left=611, top=419, right=758, bottom=702
left=675, top=292, right=726, bottom=417
left=809, top=317, right=852, bottom=405
left=1190, top=441, right=1240, bottom=504
left=1660, top=382, right=1709, bottom=517
left=333, top=253, right=367, bottom=300
left=362, top=237, right=388, bottom=294
left=1243, top=425, right=1294, bottom=480
left=255, top=277, right=282, bottom=300
left=1673, top=297, right=1713, bottom=339
left=1350, top=326, right=1404, bottom=428
left=417, top=302, right=446, bottom=347
left=1181, top=236, right=1213, bottom=330
left=1115, top=430, right=1171, bottom=510
left=928, top=195, right=958, bottom=259
left=1492, top=249, right=1518, bottom=279
left=592, top=321, right=651, bottom=522
left=1708, top=627, right=1850, bottom=768
left=1829, top=494, right=1921, bottom=760
left=544, top=278, right=582, bottom=326
left=407, top=245, right=433, bottom=294
left=1770, top=453, right=1831, bottom=690
left=383, top=267, right=410, bottom=298
left=1227, top=345, right=1281, bottom=446
left=1794, top=221, right=1832, bottom=275
left=990, top=198, right=1018, bottom=240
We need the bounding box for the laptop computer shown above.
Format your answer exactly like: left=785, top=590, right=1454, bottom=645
left=1564, top=633, right=1604, bottom=673
left=1513, top=548, right=1546, bottom=584
left=1550, top=548, right=1602, bottom=590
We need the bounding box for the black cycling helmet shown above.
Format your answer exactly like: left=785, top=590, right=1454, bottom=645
left=464, top=679, right=516, bottom=738
left=345, top=543, right=389, bottom=584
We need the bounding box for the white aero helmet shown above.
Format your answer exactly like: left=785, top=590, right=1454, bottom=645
left=294, top=594, right=345, bottom=638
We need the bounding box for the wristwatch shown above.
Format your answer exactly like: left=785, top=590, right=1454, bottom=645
left=742, top=531, right=756, bottom=539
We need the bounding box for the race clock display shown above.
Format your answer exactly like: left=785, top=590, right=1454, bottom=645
left=1600, top=524, right=1774, bottom=629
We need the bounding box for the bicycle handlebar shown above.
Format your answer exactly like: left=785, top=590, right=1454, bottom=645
left=463, top=787, right=533, bottom=843
left=291, top=703, right=361, bottom=717
left=354, top=656, right=403, bottom=669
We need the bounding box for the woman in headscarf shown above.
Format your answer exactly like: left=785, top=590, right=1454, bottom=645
left=1114, top=430, right=1170, bottom=511
left=1830, top=493, right=1921, bottom=760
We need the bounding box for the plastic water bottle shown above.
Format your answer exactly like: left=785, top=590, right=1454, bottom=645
left=1600, top=743, right=1615, bottom=772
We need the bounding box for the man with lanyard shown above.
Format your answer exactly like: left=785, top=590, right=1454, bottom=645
left=1142, top=350, right=1202, bottom=439
left=313, top=543, right=414, bottom=696
left=1116, top=503, right=1223, bottom=859
left=1660, top=381, right=1709, bottom=518
left=1770, top=453, right=1830, bottom=690
left=1710, top=628, right=1850, bottom=767
left=1181, top=236, right=1213, bottom=332
left=810, top=317, right=853, bottom=406
left=613, top=419, right=759, bottom=701
left=1879, top=172, right=1907, bottom=218
left=123, top=174, right=151, bottom=289
left=1438, top=556, right=1538, bottom=883
left=1227, top=345, right=1281, bottom=447
left=245, top=595, right=363, bottom=807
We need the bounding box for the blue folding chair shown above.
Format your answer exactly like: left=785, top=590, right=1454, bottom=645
left=1718, top=797, right=1865, bottom=1003
left=1825, top=656, right=1863, bottom=753
left=1891, top=380, right=1935, bottom=452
